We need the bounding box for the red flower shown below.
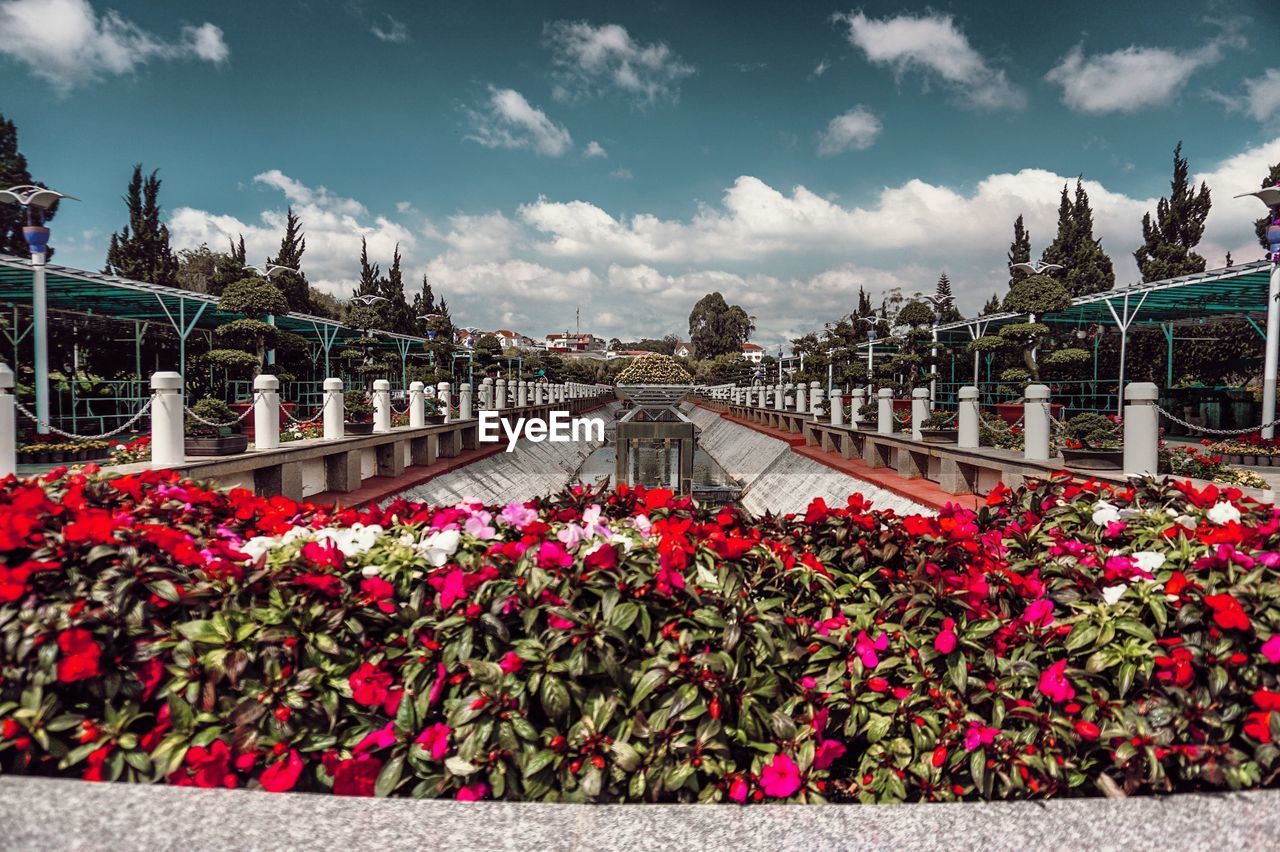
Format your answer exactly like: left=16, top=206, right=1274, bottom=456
left=260, top=749, right=304, bottom=792
left=1244, top=712, right=1273, bottom=743
left=499, top=651, right=524, bottom=674
left=83, top=744, right=112, bottom=782
left=934, top=618, right=957, bottom=654
left=360, top=577, right=396, bottom=613
left=1037, top=659, right=1075, bottom=703
left=1204, top=593, right=1250, bottom=632
left=759, top=754, right=802, bottom=798
left=62, top=509, right=116, bottom=545
left=56, top=628, right=101, bottom=684
left=170, top=739, right=236, bottom=788
left=1154, top=646, right=1195, bottom=688
left=348, top=662, right=393, bottom=707
left=1074, top=720, right=1100, bottom=741
left=332, top=755, right=381, bottom=796
left=813, top=739, right=846, bottom=770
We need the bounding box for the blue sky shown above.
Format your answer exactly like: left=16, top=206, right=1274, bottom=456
left=2, top=0, right=1279, bottom=347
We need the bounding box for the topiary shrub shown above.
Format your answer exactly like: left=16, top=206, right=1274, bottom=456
left=616, top=354, right=693, bottom=385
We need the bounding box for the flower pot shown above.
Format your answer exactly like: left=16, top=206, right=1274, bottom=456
left=344, top=422, right=374, bottom=436
left=36, top=451, right=50, bottom=464
left=1062, top=447, right=1124, bottom=471
left=1226, top=453, right=1243, bottom=465
left=920, top=429, right=958, bottom=444
left=996, top=401, right=1065, bottom=425
left=185, top=434, right=250, bottom=457
left=50, top=451, right=64, bottom=463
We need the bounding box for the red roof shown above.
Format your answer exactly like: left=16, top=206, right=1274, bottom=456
left=742, top=343, right=763, bottom=351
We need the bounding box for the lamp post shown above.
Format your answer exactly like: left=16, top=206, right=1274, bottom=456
left=1237, top=185, right=1280, bottom=438
left=854, top=316, right=878, bottom=397
left=913, top=293, right=946, bottom=404
left=0, top=185, right=79, bottom=434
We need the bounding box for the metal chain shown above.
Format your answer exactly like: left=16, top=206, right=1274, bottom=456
left=1156, top=404, right=1280, bottom=437
left=390, top=401, right=411, bottom=415
left=928, top=410, right=958, bottom=426
left=14, top=396, right=154, bottom=440
left=281, top=392, right=336, bottom=425
left=978, top=410, right=1024, bottom=432
left=184, top=394, right=260, bottom=427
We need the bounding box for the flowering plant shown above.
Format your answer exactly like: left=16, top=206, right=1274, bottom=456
left=4, top=469, right=1280, bottom=805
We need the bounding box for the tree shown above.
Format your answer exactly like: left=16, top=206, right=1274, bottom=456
left=1007, top=215, right=1030, bottom=290
left=1134, top=143, right=1212, bottom=282
left=206, top=276, right=289, bottom=378
left=976, top=275, right=1081, bottom=387
left=268, top=207, right=311, bottom=313
left=355, top=237, right=380, bottom=300
left=0, top=113, right=57, bottom=258
left=688, top=292, right=752, bottom=359
left=933, top=272, right=962, bottom=322
left=982, top=292, right=1002, bottom=314
left=1042, top=179, right=1115, bottom=296
left=210, top=236, right=247, bottom=297
left=104, top=165, right=178, bottom=286
left=378, top=244, right=414, bottom=333
left=1255, top=162, right=1280, bottom=253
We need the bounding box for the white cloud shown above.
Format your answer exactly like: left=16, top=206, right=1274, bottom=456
left=834, top=10, right=1025, bottom=110
left=584, top=140, right=608, bottom=158
left=1211, top=69, right=1280, bottom=122
left=252, top=170, right=367, bottom=217
left=1191, top=136, right=1280, bottom=266
left=1046, top=40, right=1229, bottom=114
left=818, top=107, right=881, bottom=155
left=370, top=13, right=409, bottom=43
left=544, top=20, right=695, bottom=105
left=812, top=60, right=830, bottom=77
left=0, top=0, right=228, bottom=92
left=610, top=168, right=634, bottom=180
left=465, top=87, right=573, bottom=157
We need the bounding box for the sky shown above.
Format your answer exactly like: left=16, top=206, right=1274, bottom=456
left=2, top=0, right=1279, bottom=350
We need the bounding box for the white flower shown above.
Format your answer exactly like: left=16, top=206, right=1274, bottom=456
left=1091, top=501, right=1121, bottom=527
left=361, top=564, right=382, bottom=577
left=1206, top=502, right=1242, bottom=526
left=417, top=529, right=462, bottom=566
left=1101, top=585, right=1128, bottom=605
left=1133, top=551, right=1166, bottom=574
left=240, top=535, right=278, bottom=561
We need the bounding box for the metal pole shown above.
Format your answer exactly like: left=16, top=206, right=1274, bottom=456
left=32, top=250, right=49, bottom=434
left=1264, top=260, right=1280, bottom=439
left=930, top=324, right=938, bottom=404
left=1116, top=325, right=1128, bottom=417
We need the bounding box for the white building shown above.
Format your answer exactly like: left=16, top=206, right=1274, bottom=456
left=741, top=342, right=764, bottom=364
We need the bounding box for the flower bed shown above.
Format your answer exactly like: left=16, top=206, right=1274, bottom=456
left=3, top=469, right=1280, bottom=804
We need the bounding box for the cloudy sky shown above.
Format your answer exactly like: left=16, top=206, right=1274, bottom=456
left=3, top=0, right=1279, bottom=348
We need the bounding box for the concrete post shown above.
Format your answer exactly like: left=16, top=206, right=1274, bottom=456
left=253, top=374, right=280, bottom=450
left=436, top=382, right=451, bottom=424
left=459, top=383, right=473, bottom=420
left=810, top=382, right=825, bottom=418
left=517, top=380, right=528, bottom=408
left=1023, top=384, right=1051, bottom=461
left=877, top=388, right=893, bottom=435
left=774, top=384, right=784, bottom=410
left=830, top=390, right=843, bottom=427
left=911, top=387, right=930, bottom=441
left=480, top=378, right=493, bottom=410
left=495, top=378, right=507, bottom=410
left=958, top=386, right=979, bottom=449
left=323, top=377, right=344, bottom=441
left=850, top=388, right=865, bottom=428
left=795, top=383, right=807, bottom=413
left=1124, top=382, right=1160, bottom=476
left=0, top=365, right=15, bottom=477
left=150, top=372, right=184, bottom=468
left=409, top=382, right=426, bottom=427
left=373, top=379, right=392, bottom=433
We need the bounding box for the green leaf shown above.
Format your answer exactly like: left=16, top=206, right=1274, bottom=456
left=445, top=756, right=479, bottom=777
left=947, top=653, right=968, bottom=694
left=630, top=668, right=669, bottom=708
left=375, top=755, right=405, bottom=797
left=540, top=675, right=571, bottom=720
left=522, top=750, right=555, bottom=778
left=175, top=620, right=225, bottom=645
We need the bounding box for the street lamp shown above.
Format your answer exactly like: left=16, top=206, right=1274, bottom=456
left=243, top=264, right=297, bottom=367
left=1009, top=261, right=1063, bottom=276
left=0, top=185, right=79, bottom=434
left=1236, top=184, right=1280, bottom=438
left=913, top=293, right=947, bottom=403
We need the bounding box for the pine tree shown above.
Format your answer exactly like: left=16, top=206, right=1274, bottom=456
left=1134, top=142, right=1212, bottom=282
left=378, top=244, right=414, bottom=333
left=0, top=113, right=57, bottom=258
left=934, top=272, right=962, bottom=322
left=982, top=293, right=1002, bottom=314
left=268, top=207, right=311, bottom=313
left=1007, top=214, right=1031, bottom=289
left=356, top=237, right=380, bottom=297
left=1041, top=179, right=1114, bottom=296
left=1255, top=162, right=1280, bottom=253
left=104, top=165, right=178, bottom=286
left=207, top=235, right=246, bottom=297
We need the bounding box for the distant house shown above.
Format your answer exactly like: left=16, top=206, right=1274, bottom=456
left=491, top=329, right=522, bottom=350
left=741, top=342, right=764, bottom=364
left=673, top=341, right=695, bottom=358
left=546, top=332, right=602, bottom=353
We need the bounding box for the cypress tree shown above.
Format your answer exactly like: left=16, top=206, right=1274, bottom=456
left=0, top=113, right=56, bottom=258
left=982, top=293, right=1002, bottom=314
left=356, top=237, right=380, bottom=298
left=1041, top=179, right=1114, bottom=296
left=1007, top=214, right=1031, bottom=289
left=379, top=243, right=414, bottom=333
left=1255, top=162, right=1280, bottom=253
left=934, top=272, right=962, bottom=322
left=104, top=165, right=179, bottom=286
left=268, top=207, right=311, bottom=313
left=1134, top=142, right=1212, bottom=282
left=208, top=235, right=246, bottom=297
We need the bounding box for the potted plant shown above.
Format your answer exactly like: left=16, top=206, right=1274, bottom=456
left=344, top=393, right=376, bottom=435
left=856, top=402, right=876, bottom=430
left=918, top=411, right=958, bottom=444
left=185, top=399, right=250, bottom=456
left=1060, top=413, right=1123, bottom=471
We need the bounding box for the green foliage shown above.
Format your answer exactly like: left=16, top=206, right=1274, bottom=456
left=201, top=349, right=259, bottom=376
left=219, top=278, right=289, bottom=319
left=1134, top=143, right=1212, bottom=282
left=688, top=292, right=753, bottom=359
left=0, top=112, right=57, bottom=258
left=696, top=353, right=751, bottom=385
left=345, top=393, right=375, bottom=421
left=186, top=398, right=239, bottom=438
left=1042, top=347, right=1090, bottom=368
left=616, top=354, right=693, bottom=384
left=895, top=300, right=935, bottom=328
left=104, top=165, right=178, bottom=286
left=967, top=335, right=1005, bottom=353
left=268, top=207, right=311, bottom=313
left=1002, top=276, right=1070, bottom=315
left=1064, top=413, right=1120, bottom=448
left=1007, top=214, right=1030, bottom=290
left=1041, top=179, right=1115, bottom=296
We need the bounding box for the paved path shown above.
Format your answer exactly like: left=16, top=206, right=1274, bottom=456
left=3, top=776, right=1277, bottom=852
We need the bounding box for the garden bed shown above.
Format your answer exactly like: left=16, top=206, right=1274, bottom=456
left=2, top=469, right=1280, bottom=806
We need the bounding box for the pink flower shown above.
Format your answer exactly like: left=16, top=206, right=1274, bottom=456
left=439, top=568, right=467, bottom=610
left=1023, top=598, right=1054, bottom=627
left=499, top=502, right=538, bottom=530
left=415, top=723, right=451, bottom=760
left=728, top=777, right=748, bottom=803
left=854, top=630, right=888, bottom=669
left=353, top=722, right=397, bottom=755
left=1038, top=659, right=1075, bottom=703
left=547, top=613, right=575, bottom=630
left=962, top=723, right=998, bottom=751
left=759, top=753, right=802, bottom=798
left=810, top=707, right=828, bottom=736
left=1262, top=635, right=1280, bottom=665
left=464, top=512, right=496, bottom=540
left=537, top=541, right=573, bottom=570
left=813, top=739, right=846, bottom=770
left=800, top=676, right=817, bottom=690
left=934, top=618, right=957, bottom=654
left=499, top=651, right=524, bottom=674
left=457, top=782, right=488, bottom=801
left=427, top=662, right=448, bottom=706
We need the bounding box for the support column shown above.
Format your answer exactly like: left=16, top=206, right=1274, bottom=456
left=957, top=386, right=979, bottom=449
left=323, top=378, right=344, bottom=441
left=253, top=374, right=280, bottom=450
left=31, top=247, right=49, bottom=434
left=0, top=365, right=15, bottom=477
left=495, top=378, right=507, bottom=410
left=409, top=382, right=426, bottom=427
left=911, top=387, right=929, bottom=441
left=459, top=383, right=473, bottom=420
left=150, top=372, right=184, bottom=468
left=809, top=381, right=823, bottom=418
left=1123, top=382, right=1160, bottom=476
left=517, top=380, right=528, bottom=408
left=480, top=378, right=493, bottom=410
left=830, top=389, right=843, bottom=427
left=1264, top=261, right=1280, bottom=439
left=373, top=379, right=391, bottom=433
left=436, top=381, right=451, bottom=424
left=1023, top=384, right=1051, bottom=462
left=774, top=383, right=783, bottom=411
left=850, top=388, right=865, bottom=428
left=795, top=383, right=807, bottom=413
left=877, top=388, right=893, bottom=435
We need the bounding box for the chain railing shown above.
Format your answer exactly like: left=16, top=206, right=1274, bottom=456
left=184, top=394, right=260, bottom=428
left=281, top=391, right=336, bottom=425
left=15, top=396, right=154, bottom=441
left=1156, top=405, right=1280, bottom=437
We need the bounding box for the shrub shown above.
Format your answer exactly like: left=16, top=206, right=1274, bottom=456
left=1065, top=413, right=1120, bottom=449
left=616, top=355, right=693, bottom=385
left=186, top=399, right=241, bottom=439
left=345, top=394, right=375, bottom=423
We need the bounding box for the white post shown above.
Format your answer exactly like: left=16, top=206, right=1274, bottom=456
left=436, top=381, right=451, bottom=424
left=1123, top=382, right=1160, bottom=476
left=810, top=381, right=824, bottom=418
left=877, top=388, right=893, bottom=435
left=31, top=248, right=49, bottom=434
left=850, top=388, right=865, bottom=428
left=459, top=383, right=473, bottom=420
left=373, top=379, right=391, bottom=433
left=517, top=380, right=528, bottom=408
left=409, top=382, right=426, bottom=427
left=1023, top=384, right=1051, bottom=461
left=830, top=388, right=843, bottom=427
left=480, top=378, right=493, bottom=410
left=253, top=374, right=280, bottom=450
left=323, top=377, right=344, bottom=441
left=774, top=383, right=784, bottom=410
left=150, top=372, right=184, bottom=468
left=958, top=386, right=979, bottom=449
left=495, top=378, right=507, bottom=410
left=795, top=383, right=807, bottom=413
left=1264, top=262, right=1280, bottom=439
left=911, top=387, right=929, bottom=441
left=0, top=365, right=15, bottom=476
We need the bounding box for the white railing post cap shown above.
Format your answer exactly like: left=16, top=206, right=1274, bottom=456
left=959, top=386, right=979, bottom=400
left=1025, top=384, right=1051, bottom=401
left=409, top=381, right=425, bottom=392
left=254, top=374, right=279, bottom=391
left=373, top=379, right=391, bottom=391
left=878, top=388, right=893, bottom=399
left=151, top=372, right=182, bottom=390
left=323, top=377, right=343, bottom=391
left=911, top=387, right=929, bottom=399
left=1125, top=382, right=1159, bottom=402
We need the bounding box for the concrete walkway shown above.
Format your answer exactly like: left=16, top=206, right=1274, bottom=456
left=1, top=777, right=1277, bottom=851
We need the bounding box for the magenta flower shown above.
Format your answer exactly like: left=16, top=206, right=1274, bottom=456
left=537, top=541, right=573, bottom=570
left=439, top=568, right=466, bottom=610
left=1038, top=659, right=1075, bottom=703
left=854, top=630, right=888, bottom=669
left=934, top=618, right=957, bottom=654
left=1262, top=635, right=1280, bottom=665
left=415, top=723, right=451, bottom=760
left=813, top=739, right=846, bottom=770
left=499, top=502, right=537, bottom=530
left=728, top=777, right=748, bottom=803
left=811, top=706, right=828, bottom=735
left=427, top=662, right=448, bottom=706
left=499, top=651, right=524, bottom=674
left=1023, top=598, right=1054, bottom=627
left=962, top=723, right=998, bottom=751
left=759, top=753, right=802, bottom=798
left=457, top=782, right=488, bottom=801
left=353, top=722, right=397, bottom=755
